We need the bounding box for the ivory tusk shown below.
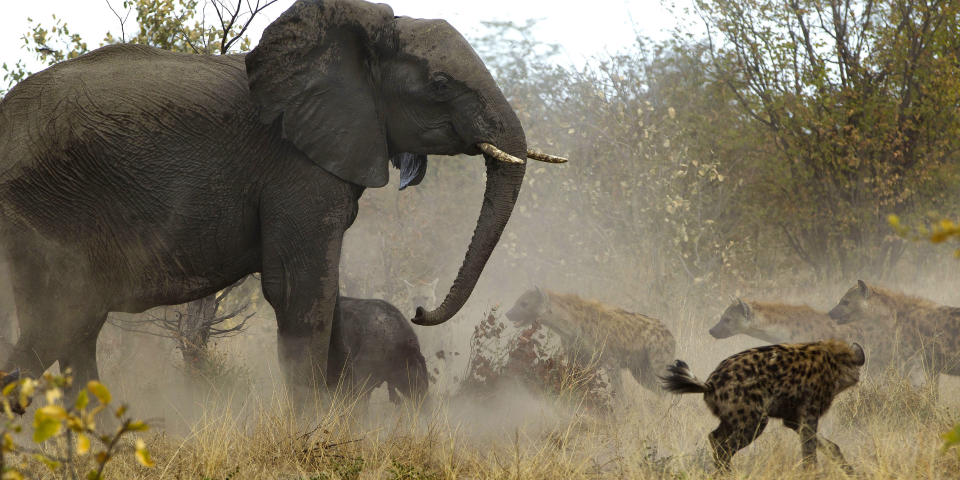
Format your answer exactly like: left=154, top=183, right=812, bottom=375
left=477, top=142, right=525, bottom=164
left=526, top=150, right=568, bottom=163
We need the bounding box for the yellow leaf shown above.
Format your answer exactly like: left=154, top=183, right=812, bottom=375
left=67, top=415, right=84, bottom=432
left=2, top=470, right=25, bottom=480
left=36, top=405, right=66, bottom=421
left=135, top=439, right=155, bottom=468
left=77, top=433, right=90, bottom=455
left=33, top=405, right=67, bottom=443
left=45, top=387, right=62, bottom=404
left=85, top=470, right=103, bottom=480
left=127, top=420, right=149, bottom=432
left=2, top=380, right=17, bottom=396
left=114, top=404, right=127, bottom=419
left=32, top=417, right=61, bottom=443
left=87, top=381, right=111, bottom=405
left=19, top=378, right=35, bottom=402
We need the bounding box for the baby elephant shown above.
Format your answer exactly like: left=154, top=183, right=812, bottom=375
left=660, top=340, right=864, bottom=472
left=332, top=297, right=429, bottom=404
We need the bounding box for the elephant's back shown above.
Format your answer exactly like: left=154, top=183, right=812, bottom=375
left=0, top=44, right=255, bottom=176
left=339, top=298, right=419, bottom=349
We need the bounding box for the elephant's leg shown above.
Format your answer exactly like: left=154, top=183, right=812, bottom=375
left=57, top=313, right=107, bottom=392
left=2, top=239, right=106, bottom=388
left=261, top=201, right=356, bottom=402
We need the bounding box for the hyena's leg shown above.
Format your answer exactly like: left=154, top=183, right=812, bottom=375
left=815, top=434, right=853, bottom=473
left=709, top=415, right=768, bottom=472
left=784, top=417, right=852, bottom=473
left=630, top=348, right=668, bottom=393
left=604, top=362, right=624, bottom=397
left=708, top=422, right=735, bottom=472
left=786, top=416, right=821, bottom=469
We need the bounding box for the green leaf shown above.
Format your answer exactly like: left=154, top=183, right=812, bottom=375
left=942, top=423, right=960, bottom=452
left=86, top=470, right=103, bottom=480
left=75, top=389, right=89, bottom=411
left=32, top=405, right=67, bottom=443
left=33, top=453, right=60, bottom=471
left=32, top=417, right=61, bottom=443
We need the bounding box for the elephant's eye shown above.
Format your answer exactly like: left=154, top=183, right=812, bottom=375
left=428, top=73, right=454, bottom=101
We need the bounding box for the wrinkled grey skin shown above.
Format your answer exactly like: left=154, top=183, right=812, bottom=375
left=0, top=0, right=526, bottom=395
left=331, top=297, right=428, bottom=404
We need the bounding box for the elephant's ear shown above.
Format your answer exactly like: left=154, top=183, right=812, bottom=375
left=245, top=0, right=395, bottom=188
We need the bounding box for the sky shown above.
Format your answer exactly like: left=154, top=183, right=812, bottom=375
left=0, top=0, right=689, bottom=76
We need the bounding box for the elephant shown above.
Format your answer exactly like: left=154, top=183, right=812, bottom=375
left=0, top=0, right=562, bottom=396
left=330, top=297, right=428, bottom=405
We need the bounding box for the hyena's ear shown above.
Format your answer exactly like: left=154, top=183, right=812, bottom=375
left=737, top=298, right=752, bottom=317
left=857, top=279, right=871, bottom=298
left=850, top=343, right=866, bottom=366
left=534, top=286, right=549, bottom=305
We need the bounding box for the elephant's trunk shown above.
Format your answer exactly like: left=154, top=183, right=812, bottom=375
left=412, top=139, right=526, bottom=326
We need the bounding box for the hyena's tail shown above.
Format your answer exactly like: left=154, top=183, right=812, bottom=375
left=659, top=360, right=711, bottom=394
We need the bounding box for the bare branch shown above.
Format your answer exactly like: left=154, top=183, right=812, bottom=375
left=222, top=0, right=279, bottom=54
left=104, top=0, right=132, bottom=43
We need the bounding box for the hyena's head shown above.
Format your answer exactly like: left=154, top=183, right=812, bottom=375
left=829, top=280, right=875, bottom=325
left=404, top=278, right=438, bottom=312
left=506, top=287, right=550, bottom=326
left=824, top=340, right=866, bottom=390
left=709, top=298, right=754, bottom=339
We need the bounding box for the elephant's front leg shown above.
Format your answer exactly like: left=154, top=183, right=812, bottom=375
left=261, top=201, right=354, bottom=401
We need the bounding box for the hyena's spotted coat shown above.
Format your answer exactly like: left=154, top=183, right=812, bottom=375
left=829, top=280, right=960, bottom=380
left=660, top=340, right=864, bottom=472
left=505, top=288, right=675, bottom=393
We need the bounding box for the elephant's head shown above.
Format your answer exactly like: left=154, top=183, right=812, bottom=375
left=246, top=0, right=562, bottom=326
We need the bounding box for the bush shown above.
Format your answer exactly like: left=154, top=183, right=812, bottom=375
left=0, top=371, right=152, bottom=479
left=458, top=308, right=613, bottom=411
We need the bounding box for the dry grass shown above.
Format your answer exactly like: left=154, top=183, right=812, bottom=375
left=9, top=377, right=955, bottom=479
left=9, top=362, right=958, bottom=478
left=9, top=285, right=958, bottom=479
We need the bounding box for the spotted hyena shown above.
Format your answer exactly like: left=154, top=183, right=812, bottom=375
left=661, top=340, right=864, bottom=472
left=505, top=287, right=675, bottom=393
left=331, top=297, right=429, bottom=405
left=829, top=280, right=960, bottom=382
